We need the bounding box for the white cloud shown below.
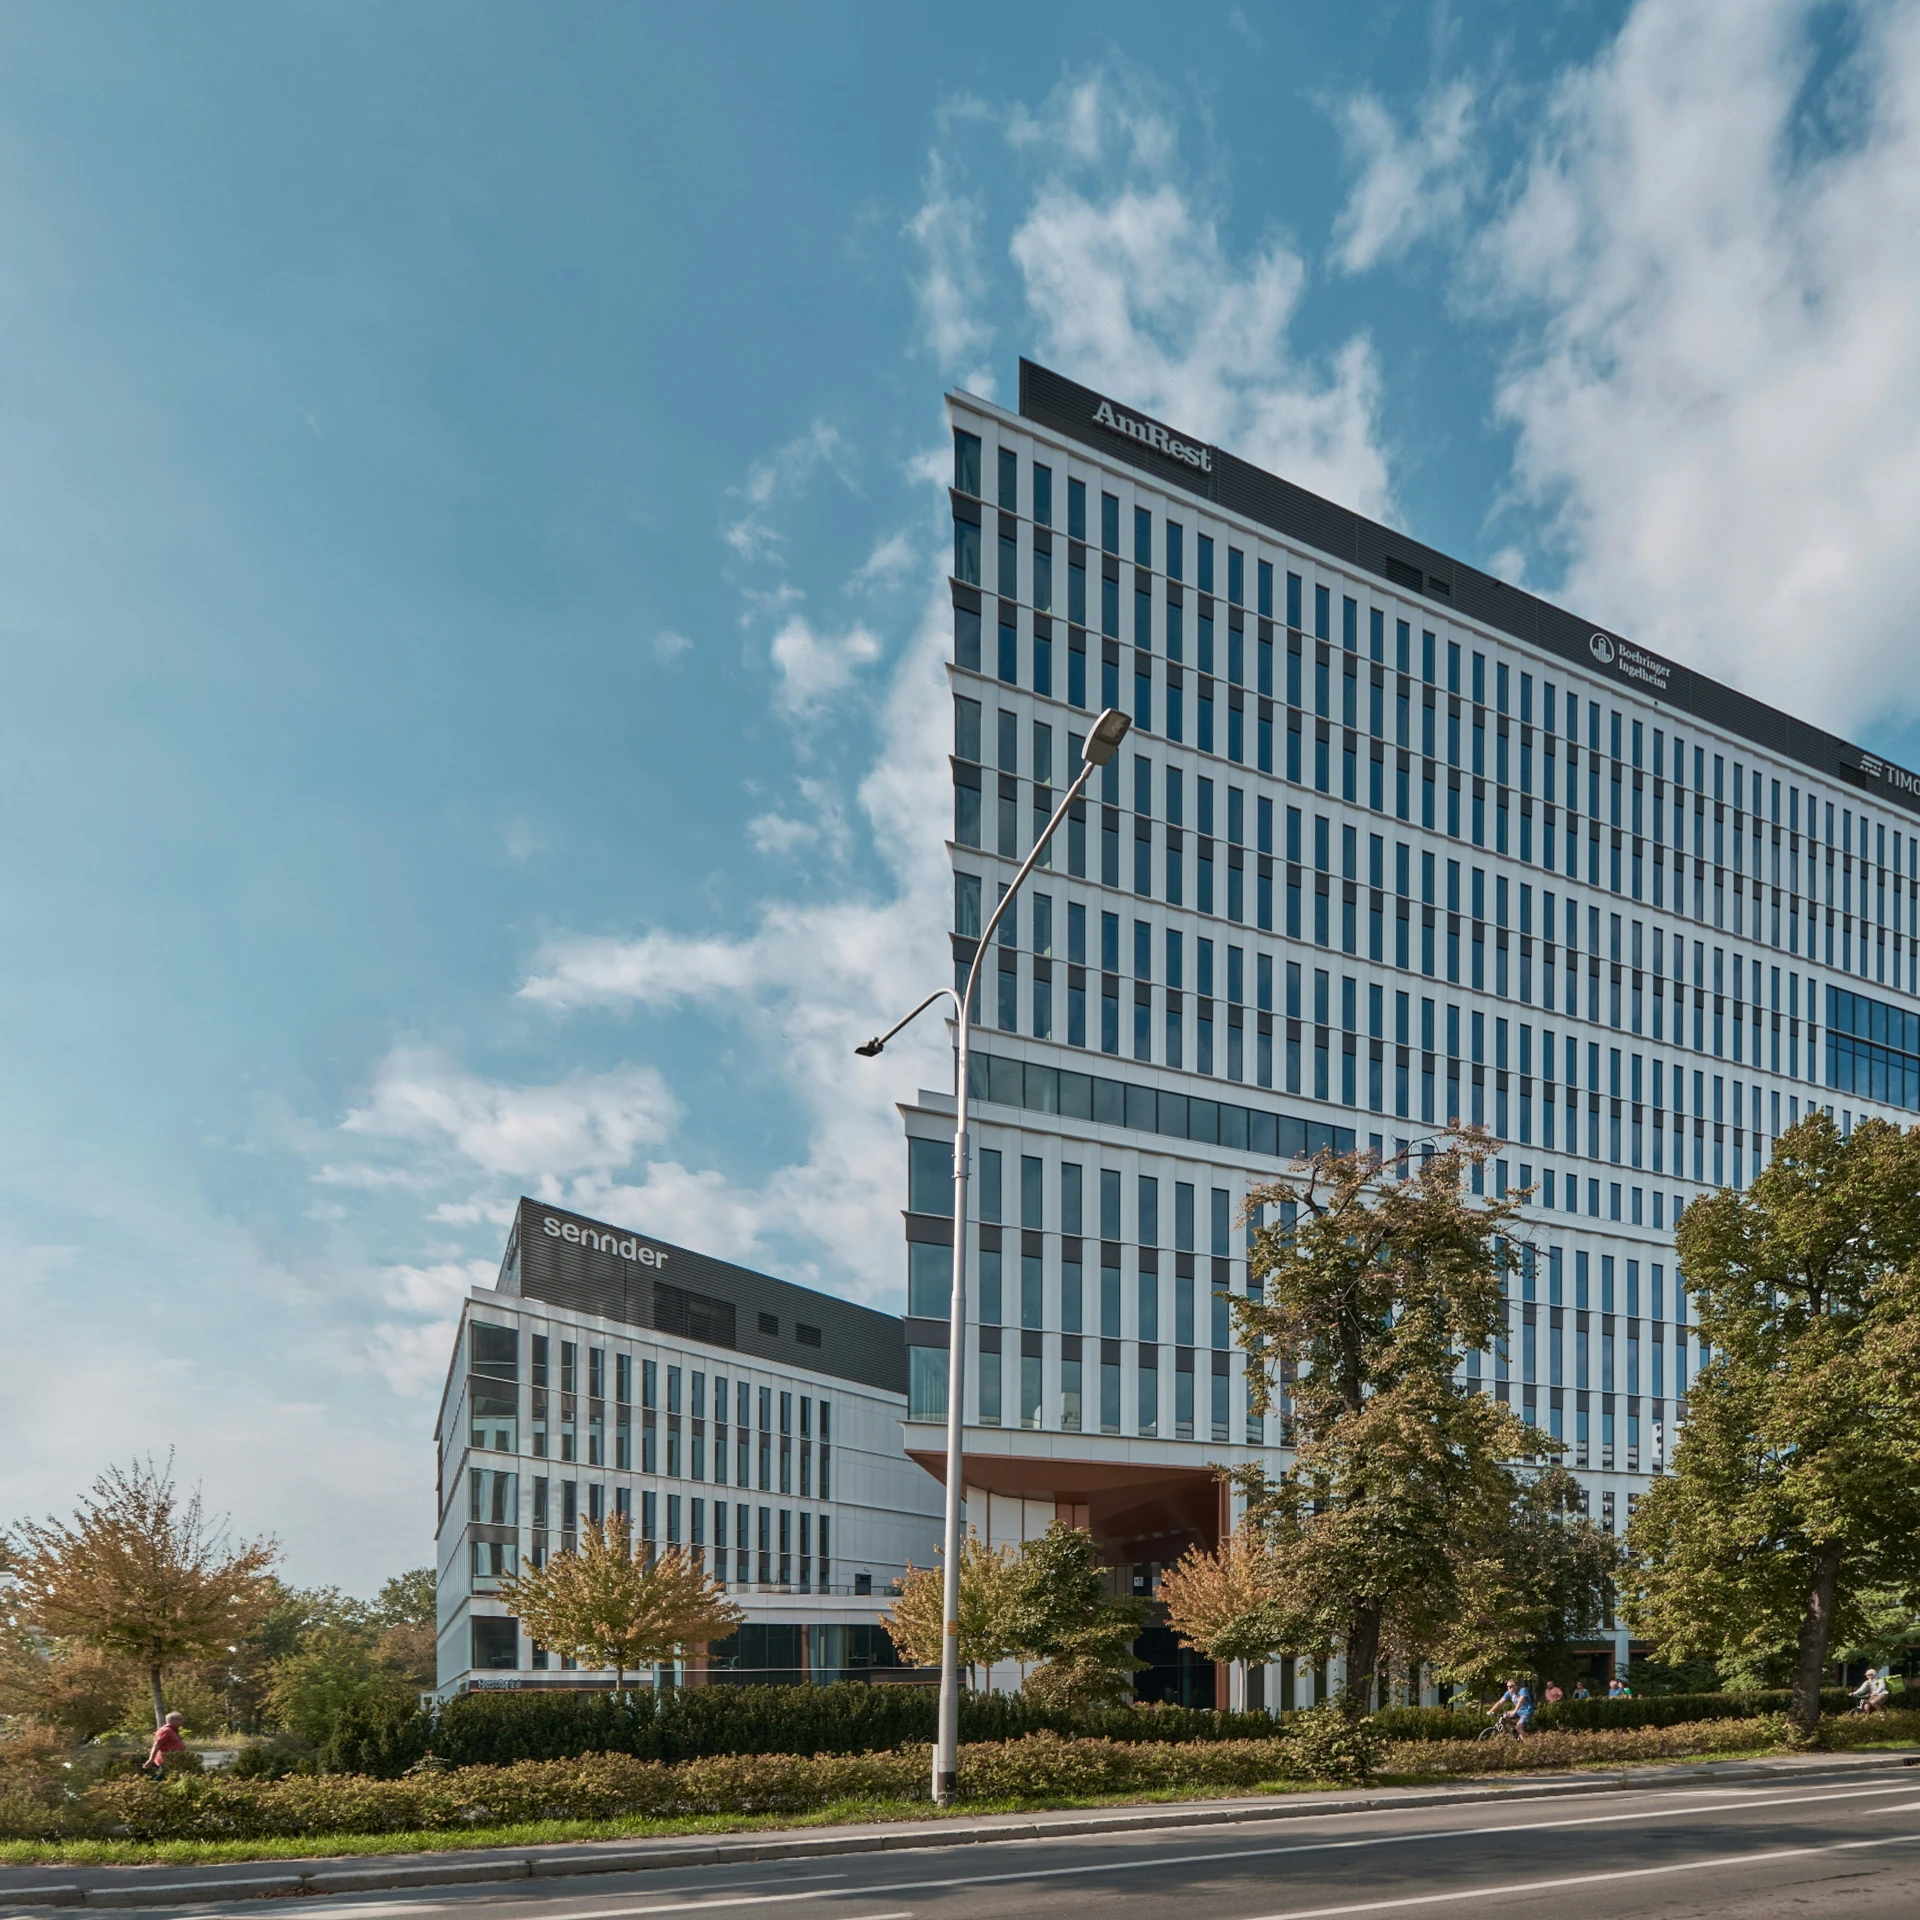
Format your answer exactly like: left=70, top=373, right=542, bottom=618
left=850, top=530, right=917, bottom=592
left=519, top=931, right=767, bottom=1012
left=745, top=779, right=852, bottom=860
left=1476, top=0, right=1920, bottom=735
left=723, top=420, right=849, bottom=565
left=340, top=1041, right=678, bottom=1180
left=747, top=811, right=818, bottom=855
left=653, top=629, right=692, bottom=662
left=905, top=151, right=996, bottom=395
left=769, top=614, right=884, bottom=716
left=1332, top=79, right=1478, bottom=274
left=1003, top=75, right=1393, bottom=517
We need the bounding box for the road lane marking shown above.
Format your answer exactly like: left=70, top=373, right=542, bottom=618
left=498, top=1781, right=1920, bottom=1920
left=1232, top=1822, right=1920, bottom=1918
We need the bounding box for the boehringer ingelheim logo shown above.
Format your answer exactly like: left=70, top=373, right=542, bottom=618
left=1589, top=632, right=1616, bottom=665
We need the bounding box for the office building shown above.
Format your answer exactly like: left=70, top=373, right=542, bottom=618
left=433, top=1198, right=943, bottom=1694
left=905, top=359, right=1920, bottom=1701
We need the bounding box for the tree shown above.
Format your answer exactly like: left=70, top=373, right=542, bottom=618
left=1160, top=1523, right=1291, bottom=1670
left=375, top=1569, right=436, bottom=1629
left=884, top=1533, right=1021, bottom=1684
left=886, top=1524, right=1141, bottom=1702
left=1000, top=1522, right=1145, bottom=1707
left=9, top=1455, right=277, bottom=1727
left=1207, top=1135, right=1577, bottom=1715
left=1434, top=1463, right=1616, bottom=1692
left=263, top=1623, right=402, bottom=1745
left=0, top=1633, right=140, bottom=1741
left=498, top=1514, right=742, bottom=1691
left=1625, top=1112, right=1920, bottom=1735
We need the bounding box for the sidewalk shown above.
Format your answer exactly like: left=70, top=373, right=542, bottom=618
left=1, top=1749, right=1911, bottom=1910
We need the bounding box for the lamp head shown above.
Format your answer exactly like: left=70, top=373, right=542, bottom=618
left=1083, top=706, right=1132, bottom=767
left=854, top=1038, right=885, bottom=1058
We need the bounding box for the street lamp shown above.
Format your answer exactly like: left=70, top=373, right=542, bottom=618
left=856, top=703, right=1130, bottom=1806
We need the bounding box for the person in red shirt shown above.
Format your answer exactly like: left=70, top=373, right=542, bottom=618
left=145, top=1712, right=187, bottom=1774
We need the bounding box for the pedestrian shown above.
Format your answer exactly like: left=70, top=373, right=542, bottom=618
left=144, top=1711, right=187, bottom=1776
left=1608, top=1674, right=1632, bottom=1700
left=1544, top=1680, right=1564, bottom=1705
left=1572, top=1680, right=1591, bottom=1701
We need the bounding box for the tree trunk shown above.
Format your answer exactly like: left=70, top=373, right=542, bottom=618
left=1790, top=1540, right=1845, bottom=1735
left=1344, top=1603, right=1383, bottom=1720
left=149, top=1665, right=167, bottom=1729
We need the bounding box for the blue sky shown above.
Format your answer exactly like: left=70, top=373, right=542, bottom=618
left=5, top=0, right=1920, bottom=1589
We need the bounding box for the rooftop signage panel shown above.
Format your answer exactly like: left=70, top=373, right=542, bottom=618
left=1012, top=358, right=1919, bottom=817
left=499, top=1197, right=907, bottom=1395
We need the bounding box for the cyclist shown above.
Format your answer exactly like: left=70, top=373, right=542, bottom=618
left=1851, top=1668, right=1891, bottom=1715
left=1486, top=1678, right=1532, bottom=1738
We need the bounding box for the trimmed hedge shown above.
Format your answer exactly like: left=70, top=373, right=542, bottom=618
left=1372, top=1688, right=1853, bottom=1742
left=1382, top=1716, right=1784, bottom=1774
left=49, top=1730, right=1358, bottom=1842
left=322, top=1685, right=1283, bottom=1778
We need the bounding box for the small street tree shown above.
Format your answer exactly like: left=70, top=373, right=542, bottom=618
left=1187, top=1134, right=1605, bottom=1715
left=884, top=1533, right=1021, bottom=1685
left=886, top=1524, right=1143, bottom=1702
left=499, top=1513, right=742, bottom=1691
left=1000, top=1521, right=1145, bottom=1707
left=9, top=1455, right=276, bottom=1728
left=1158, top=1521, right=1290, bottom=1669
left=1626, top=1112, right=1920, bottom=1735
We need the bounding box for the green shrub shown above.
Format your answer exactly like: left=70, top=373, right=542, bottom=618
left=1374, top=1688, right=1852, bottom=1742
left=20, top=1731, right=1347, bottom=1842
left=229, top=1742, right=318, bottom=1781
left=320, top=1685, right=1283, bottom=1778
left=1818, top=1706, right=1920, bottom=1748
left=1283, top=1703, right=1384, bottom=1784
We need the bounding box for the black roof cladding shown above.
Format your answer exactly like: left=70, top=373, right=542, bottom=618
left=497, top=1198, right=906, bottom=1395
left=1013, top=358, right=1920, bottom=821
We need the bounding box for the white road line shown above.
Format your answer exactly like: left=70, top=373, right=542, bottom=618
left=1232, top=1824, right=1920, bottom=1919
left=506, top=1780, right=1920, bottom=1920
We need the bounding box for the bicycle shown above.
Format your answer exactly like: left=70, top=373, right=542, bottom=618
left=1477, top=1712, right=1527, bottom=1742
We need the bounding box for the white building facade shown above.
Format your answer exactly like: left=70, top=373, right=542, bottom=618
left=433, top=1199, right=943, bottom=1695
left=901, top=360, right=1920, bottom=1703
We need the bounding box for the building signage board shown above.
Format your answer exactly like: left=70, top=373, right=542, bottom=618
left=1089, top=398, right=1213, bottom=472
left=540, top=1213, right=671, bottom=1267
left=1589, top=630, right=1674, bottom=697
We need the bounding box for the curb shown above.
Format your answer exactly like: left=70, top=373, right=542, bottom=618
left=3, top=1752, right=1912, bottom=1910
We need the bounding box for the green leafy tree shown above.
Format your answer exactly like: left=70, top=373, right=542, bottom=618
left=1001, top=1522, right=1145, bottom=1707
left=263, top=1623, right=406, bottom=1745
left=1436, top=1463, right=1616, bottom=1691
left=376, top=1569, right=436, bottom=1629
left=887, top=1525, right=1143, bottom=1703
left=499, top=1514, right=742, bottom=1691
left=8, top=1455, right=276, bottom=1727
left=1210, top=1135, right=1588, bottom=1715
left=1625, top=1112, right=1920, bottom=1734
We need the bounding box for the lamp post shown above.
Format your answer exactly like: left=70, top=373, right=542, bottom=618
left=856, top=704, right=1131, bottom=1805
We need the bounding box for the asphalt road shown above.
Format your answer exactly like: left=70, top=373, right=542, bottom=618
left=16, top=1772, right=1920, bottom=1920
